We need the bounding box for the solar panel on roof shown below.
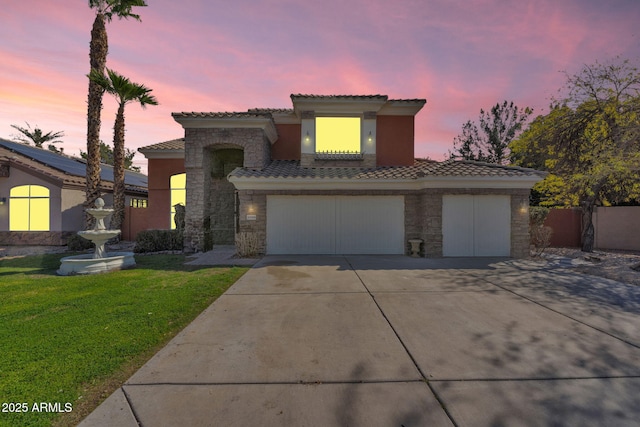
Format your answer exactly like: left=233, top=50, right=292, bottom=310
left=0, top=138, right=147, bottom=187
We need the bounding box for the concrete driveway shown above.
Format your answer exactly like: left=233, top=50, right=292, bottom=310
left=80, top=256, right=640, bottom=426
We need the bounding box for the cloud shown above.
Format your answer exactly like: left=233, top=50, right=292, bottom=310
left=1, top=0, right=640, bottom=166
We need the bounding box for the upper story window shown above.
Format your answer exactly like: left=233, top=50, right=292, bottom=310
left=315, top=117, right=361, bottom=154
left=9, top=185, right=50, bottom=231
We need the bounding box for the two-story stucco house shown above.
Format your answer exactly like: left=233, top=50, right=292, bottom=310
left=139, top=94, right=544, bottom=257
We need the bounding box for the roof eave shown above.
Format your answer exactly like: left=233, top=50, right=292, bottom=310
left=138, top=149, right=185, bottom=159
left=228, top=175, right=543, bottom=191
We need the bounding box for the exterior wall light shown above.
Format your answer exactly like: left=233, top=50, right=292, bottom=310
left=0, top=197, right=6, bottom=205
left=367, top=131, right=373, bottom=143
left=304, top=131, right=311, bottom=144
left=519, top=201, right=529, bottom=214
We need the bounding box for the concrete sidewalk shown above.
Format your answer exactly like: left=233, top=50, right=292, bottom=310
left=80, top=255, right=640, bottom=426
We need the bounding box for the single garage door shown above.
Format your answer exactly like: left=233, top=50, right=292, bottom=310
left=266, top=195, right=404, bottom=254
left=442, top=195, right=511, bottom=256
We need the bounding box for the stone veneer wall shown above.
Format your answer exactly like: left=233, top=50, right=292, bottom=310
left=183, top=128, right=271, bottom=252
left=235, top=188, right=532, bottom=258
left=0, top=231, right=75, bottom=246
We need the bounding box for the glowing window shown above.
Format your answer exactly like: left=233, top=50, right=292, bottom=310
left=315, top=117, right=361, bottom=153
left=130, top=198, right=148, bottom=208
left=170, top=173, right=186, bottom=229
left=9, top=185, right=50, bottom=231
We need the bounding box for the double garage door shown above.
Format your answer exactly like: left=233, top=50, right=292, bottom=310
left=266, top=196, right=405, bottom=254
left=265, top=194, right=511, bottom=256
left=442, top=195, right=511, bottom=256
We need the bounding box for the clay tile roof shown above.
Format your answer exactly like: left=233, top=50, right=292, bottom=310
left=424, top=159, right=546, bottom=177
left=388, top=98, right=427, bottom=104
left=290, top=94, right=389, bottom=101
left=171, top=111, right=273, bottom=119
left=247, top=108, right=295, bottom=114
left=229, top=159, right=545, bottom=180
left=138, top=138, right=184, bottom=151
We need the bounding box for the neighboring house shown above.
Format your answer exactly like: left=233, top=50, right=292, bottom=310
left=140, top=94, right=544, bottom=257
left=0, top=138, right=148, bottom=245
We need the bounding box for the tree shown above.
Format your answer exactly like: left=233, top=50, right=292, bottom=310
left=88, top=68, right=157, bottom=232
left=511, top=58, right=640, bottom=252
left=80, top=141, right=141, bottom=172
left=11, top=123, right=64, bottom=152
left=450, top=101, right=532, bottom=164
left=85, top=0, right=147, bottom=227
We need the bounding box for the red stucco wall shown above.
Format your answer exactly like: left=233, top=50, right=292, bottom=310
left=271, top=123, right=301, bottom=160
left=375, top=115, right=415, bottom=166
left=544, top=208, right=582, bottom=247
left=147, top=158, right=185, bottom=230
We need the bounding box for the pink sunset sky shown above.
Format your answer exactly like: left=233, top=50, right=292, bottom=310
left=1, top=0, right=639, bottom=173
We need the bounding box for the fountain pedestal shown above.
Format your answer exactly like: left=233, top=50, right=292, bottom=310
left=57, top=198, right=136, bottom=275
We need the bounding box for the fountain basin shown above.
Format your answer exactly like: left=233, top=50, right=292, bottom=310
left=57, top=252, right=135, bottom=276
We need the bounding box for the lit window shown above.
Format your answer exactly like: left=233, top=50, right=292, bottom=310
left=170, top=173, right=186, bottom=229
left=130, top=198, right=148, bottom=208
left=9, top=185, right=50, bottom=231
left=315, top=117, right=361, bottom=153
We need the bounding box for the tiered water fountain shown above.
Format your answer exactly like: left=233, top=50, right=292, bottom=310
left=57, top=198, right=135, bottom=275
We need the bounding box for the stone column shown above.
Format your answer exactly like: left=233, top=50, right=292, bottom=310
left=510, top=190, right=531, bottom=258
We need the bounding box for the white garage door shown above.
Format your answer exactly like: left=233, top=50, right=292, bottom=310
left=442, top=195, right=511, bottom=256
left=266, top=196, right=404, bottom=254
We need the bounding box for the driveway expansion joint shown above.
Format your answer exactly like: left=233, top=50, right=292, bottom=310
left=120, top=386, right=142, bottom=426
left=343, top=256, right=461, bottom=427
left=123, top=379, right=428, bottom=387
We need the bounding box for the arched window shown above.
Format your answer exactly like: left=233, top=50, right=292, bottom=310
left=170, top=173, right=186, bottom=229
left=10, top=185, right=50, bottom=231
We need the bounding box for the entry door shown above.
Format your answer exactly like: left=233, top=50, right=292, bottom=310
left=442, top=195, right=511, bottom=256
left=266, top=196, right=404, bottom=254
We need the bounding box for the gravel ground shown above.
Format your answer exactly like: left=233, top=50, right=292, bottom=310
left=540, top=247, right=640, bottom=286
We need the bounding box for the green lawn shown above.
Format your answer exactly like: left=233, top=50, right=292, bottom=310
left=0, top=253, right=248, bottom=427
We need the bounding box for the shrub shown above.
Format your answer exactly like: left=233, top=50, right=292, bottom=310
left=66, top=234, right=94, bottom=251
left=134, top=230, right=183, bottom=253
left=236, top=232, right=261, bottom=257
left=529, top=206, right=550, bottom=227
left=529, top=206, right=552, bottom=256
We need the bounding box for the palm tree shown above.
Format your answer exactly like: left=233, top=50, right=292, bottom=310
left=88, top=68, right=157, bottom=232
left=11, top=123, right=64, bottom=149
left=86, top=0, right=147, bottom=227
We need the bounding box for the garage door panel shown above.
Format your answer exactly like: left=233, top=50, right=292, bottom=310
left=266, top=196, right=335, bottom=254
left=337, top=196, right=404, bottom=254
left=442, top=195, right=511, bottom=257
left=266, top=196, right=404, bottom=254
left=474, top=196, right=511, bottom=256
left=442, top=196, right=474, bottom=256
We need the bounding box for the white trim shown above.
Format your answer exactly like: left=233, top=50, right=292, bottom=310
left=378, top=100, right=426, bottom=116
left=228, top=175, right=542, bottom=190
left=293, top=99, right=388, bottom=115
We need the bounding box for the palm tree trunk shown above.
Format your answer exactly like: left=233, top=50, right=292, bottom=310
left=85, top=13, right=108, bottom=228
left=111, top=103, right=126, bottom=233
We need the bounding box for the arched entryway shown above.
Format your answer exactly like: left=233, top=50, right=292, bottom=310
left=205, top=147, right=244, bottom=248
